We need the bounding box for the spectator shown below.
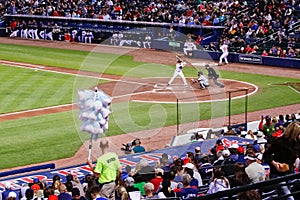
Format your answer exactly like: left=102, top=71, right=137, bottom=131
left=256, top=153, right=270, bottom=181
left=221, top=149, right=236, bottom=177
left=157, top=179, right=175, bottom=198
left=132, top=173, right=146, bottom=196
left=207, top=167, right=230, bottom=194
left=71, top=188, right=86, bottom=200
left=207, top=42, right=217, bottom=51
left=276, top=115, right=285, bottom=128
left=245, top=44, right=253, bottom=54
left=44, top=187, right=58, bottom=200
left=149, top=168, right=164, bottom=192
left=143, top=183, right=157, bottom=199
left=262, top=50, right=268, bottom=56
left=245, top=130, right=257, bottom=140
left=174, top=174, right=198, bottom=198
left=245, top=152, right=266, bottom=183
left=132, top=139, right=145, bottom=153
left=264, top=122, right=300, bottom=199
left=194, top=146, right=202, bottom=165
left=183, top=163, right=203, bottom=187
left=2, top=182, right=19, bottom=200
left=228, top=162, right=251, bottom=187
left=199, top=154, right=213, bottom=184
left=66, top=173, right=85, bottom=197
left=58, top=184, right=72, bottom=200
left=224, top=125, right=235, bottom=136
left=89, top=186, right=108, bottom=200
left=238, top=190, right=262, bottom=200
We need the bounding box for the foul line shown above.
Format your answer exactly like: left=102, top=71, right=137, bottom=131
left=0, top=60, right=156, bottom=87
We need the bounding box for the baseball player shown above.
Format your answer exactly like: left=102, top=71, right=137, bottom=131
left=219, top=41, right=229, bottom=65
left=167, top=56, right=188, bottom=87
left=183, top=38, right=197, bottom=57
left=191, top=71, right=209, bottom=89
left=143, top=33, right=151, bottom=48
left=85, top=30, right=94, bottom=43
left=205, top=64, right=224, bottom=88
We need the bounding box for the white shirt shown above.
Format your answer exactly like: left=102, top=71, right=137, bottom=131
left=220, top=44, right=228, bottom=53
left=245, top=162, right=266, bottom=183
left=176, top=62, right=186, bottom=72
left=184, top=41, right=196, bottom=50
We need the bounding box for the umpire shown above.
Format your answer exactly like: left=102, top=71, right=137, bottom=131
left=205, top=64, right=224, bottom=88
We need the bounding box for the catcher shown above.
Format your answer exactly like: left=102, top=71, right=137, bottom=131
left=191, top=71, right=209, bottom=89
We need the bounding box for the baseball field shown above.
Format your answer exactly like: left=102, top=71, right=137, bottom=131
left=0, top=38, right=299, bottom=170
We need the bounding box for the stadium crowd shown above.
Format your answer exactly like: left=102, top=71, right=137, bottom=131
left=1, top=0, right=300, bottom=58
left=2, top=112, right=300, bottom=200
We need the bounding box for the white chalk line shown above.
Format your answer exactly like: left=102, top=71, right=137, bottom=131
left=132, top=79, right=259, bottom=104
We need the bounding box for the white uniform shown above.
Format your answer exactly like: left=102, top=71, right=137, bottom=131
left=168, top=61, right=187, bottom=86
left=219, top=44, right=229, bottom=65
left=198, top=74, right=209, bottom=89
left=143, top=35, right=151, bottom=48
left=183, top=41, right=196, bottom=56
left=85, top=31, right=94, bottom=43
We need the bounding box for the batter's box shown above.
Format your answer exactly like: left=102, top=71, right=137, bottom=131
left=154, top=84, right=194, bottom=91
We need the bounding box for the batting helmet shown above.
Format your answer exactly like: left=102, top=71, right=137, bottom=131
left=198, top=71, right=203, bottom=75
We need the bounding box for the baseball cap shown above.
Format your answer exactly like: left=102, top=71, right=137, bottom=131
left=253, top=144, right=261, bottom=152
left=230, top=143, right=239, bottom=149
left=31, top=184, right=40, bottom=191
left=240, top=131, right=247, bottom=136
left=155, top=168, right=164, bottom=175
left=256, top=131, right=264, bottom=137
left=125, top=177, right=135, bottom=187
left=195, top=146, right=201, bottom=152
left=256, top=153, right=263, bottom=160
left=245, top=154, right=257, bottom=161
left=183, top=163, right=194, bottom=169
left=222, top=149, right=231, bottom=156
left=237, top=146, right=245, bottom=154
left=265, top=115, right=271, bottom=120
left=216, top=139, right=223, bottom=145
left=8, top=192, right=17, bottom=198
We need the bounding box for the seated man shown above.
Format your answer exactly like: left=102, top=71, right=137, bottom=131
left=191, top=71, right=209, bottom=89
left=183, top=38, right=197, bottom=57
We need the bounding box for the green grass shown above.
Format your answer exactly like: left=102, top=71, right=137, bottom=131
left=0, top=43, right=299, bottom=169
left=0, top=112, right=84, bottom=169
